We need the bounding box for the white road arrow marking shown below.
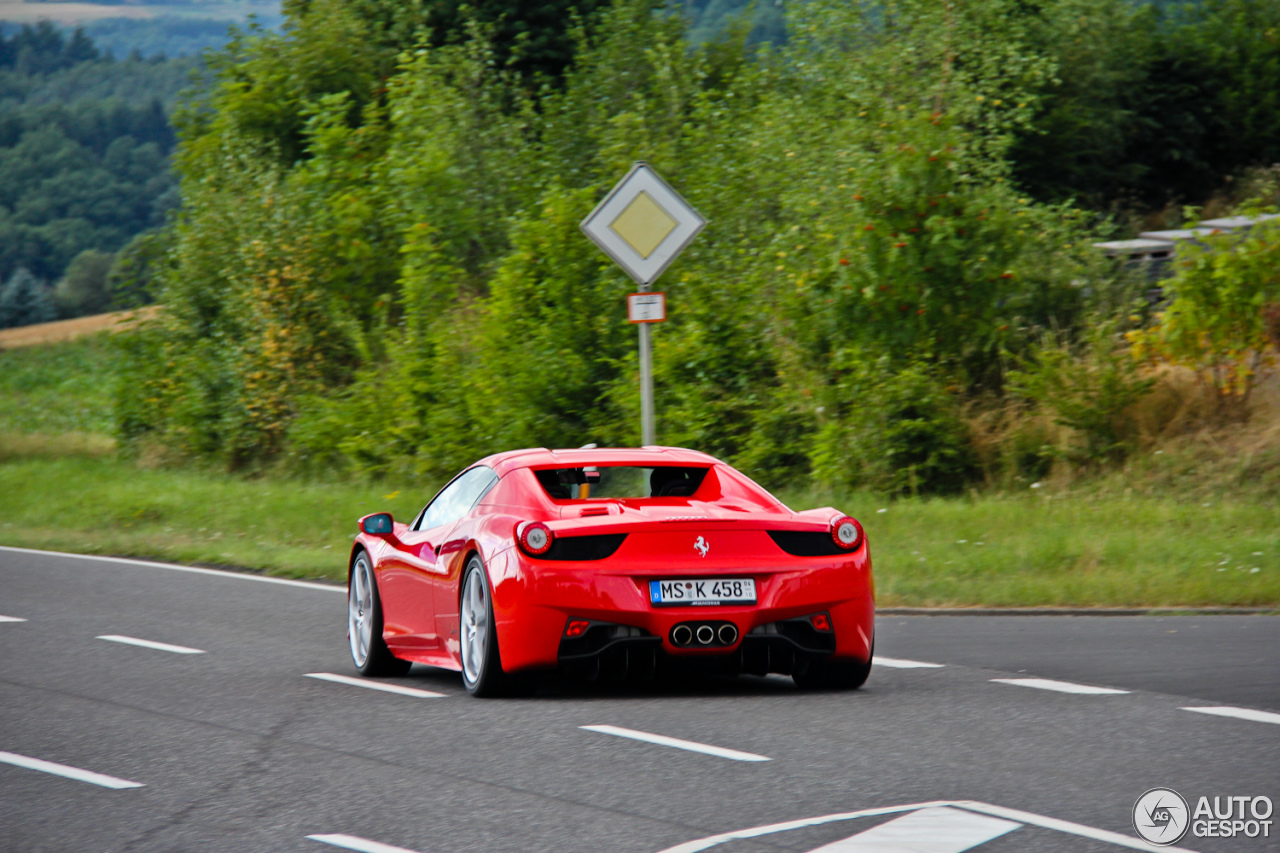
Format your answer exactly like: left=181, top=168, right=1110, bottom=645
left=655, top=800, right=1204, bottom=853
left=97, top=635, right=205, bottom=654
left=807, top=806, right=1019, bottom=852
left=305, top=673, right=445, bottom=698
left=1181, top=705, right=1280, bottom=725
left=581, top=724, right=770, bottom=762
left=991, top=677, right=1128, bottom=695
left=307, top=833, right=424, bottom=853
left=0, top=750, right=144, bottom=789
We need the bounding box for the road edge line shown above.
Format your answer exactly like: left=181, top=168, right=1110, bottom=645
left=0, top=545, right=343, bottom=593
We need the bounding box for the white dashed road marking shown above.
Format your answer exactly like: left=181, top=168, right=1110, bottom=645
left=307, top=833, right=424, bottom=853
left=0, top=615, right=27, bottom=622
left=874, top=656, right=944, bottom=669
left=991, top=677, right=1128, bottom=695
left=97, top=635, right=206, bottom=654
left=581, top=724, right=770, bottom=762
left=807, top=805, right=1020, bottom=852
left=0, top=750, right=144, bottom=789
left=1181, top=705, right=1280, bottom=725
left=304, top=673, right=445, bottom=698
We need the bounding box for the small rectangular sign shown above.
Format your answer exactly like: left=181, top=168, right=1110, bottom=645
left=627, top=292, right=666, bottom=323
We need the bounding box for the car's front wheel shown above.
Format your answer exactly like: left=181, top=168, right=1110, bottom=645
left=460, top=556, right=536, bottom=697
left=349, top=550, right=411, bottom=677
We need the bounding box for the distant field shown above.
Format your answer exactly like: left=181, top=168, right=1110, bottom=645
left=0, top=1, right=275, bottom=24
left=0, top=2, right=149, bottom=23
left=0, top=307, right=159, bottom=351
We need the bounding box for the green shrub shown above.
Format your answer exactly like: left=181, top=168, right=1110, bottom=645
left=1009, top=324, right=1155, bottom=466
left=813, top=356, right=977, bottom=496
left=1129, top=216, right=1280, bottom=421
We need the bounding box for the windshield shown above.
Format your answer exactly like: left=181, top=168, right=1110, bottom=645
left=533, top=466, right=709, bottom=500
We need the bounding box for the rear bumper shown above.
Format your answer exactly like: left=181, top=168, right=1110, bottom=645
left=487, top=547, right=875, bottom=674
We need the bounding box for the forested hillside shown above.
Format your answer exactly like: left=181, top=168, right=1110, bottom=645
left=0, top=23, right=193, bottom=326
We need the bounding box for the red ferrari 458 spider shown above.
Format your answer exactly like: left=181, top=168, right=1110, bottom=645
left=347, top=446, right=874, bottom=696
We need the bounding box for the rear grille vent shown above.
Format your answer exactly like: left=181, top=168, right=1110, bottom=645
left=767, top=530, right=843, bottom=557
left=541, top=533, right=628, bottom=561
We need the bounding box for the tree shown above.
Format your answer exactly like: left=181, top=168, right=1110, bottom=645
left=420, top=0, right=615, bottom=81
left=0, top=267, right=56, bottom=329
left=107, top=229, right=171, bottom=309
left=55, top=249, right=114, bottom=318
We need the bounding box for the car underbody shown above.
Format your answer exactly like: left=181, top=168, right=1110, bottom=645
left=556, top=616, right=845, bottom=682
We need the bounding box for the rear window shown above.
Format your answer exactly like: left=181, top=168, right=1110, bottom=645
left=533, top=466, right=709, bottom=500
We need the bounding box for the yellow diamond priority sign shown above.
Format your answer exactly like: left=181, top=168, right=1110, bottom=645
left=581, top=163, right=706, bottom=285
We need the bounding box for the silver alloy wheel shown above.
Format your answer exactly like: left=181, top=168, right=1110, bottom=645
left=349, top=556, right=373, bottom=668
left=461, top=567, right=488, bottom=685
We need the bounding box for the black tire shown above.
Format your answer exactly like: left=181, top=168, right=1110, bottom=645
left=793, top=642, right=873, bottom=691
left=459, top=556, right=537, bottom=698
left=348, top=550, right=412, bottom=677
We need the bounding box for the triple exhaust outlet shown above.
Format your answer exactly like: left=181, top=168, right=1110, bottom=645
left=670, top=621, right=738, bottom=648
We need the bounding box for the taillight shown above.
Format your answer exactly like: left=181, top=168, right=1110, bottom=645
left=564, top=619, right=590, bottom=638
left=830, top=515, right=863, bottom=551
left=810, top=613, right=832, bottom=632
left=516, top=520, right=554, bottom=556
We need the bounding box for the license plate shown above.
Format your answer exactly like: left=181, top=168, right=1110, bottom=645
left=649, top=578, right=756, bottom=606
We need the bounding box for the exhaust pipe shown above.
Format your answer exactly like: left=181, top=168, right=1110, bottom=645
left=672, top=624, right=693, bottom=646
left=718, top=623, right=738, bottom=645
left=696, top=624, right=715, bottom=645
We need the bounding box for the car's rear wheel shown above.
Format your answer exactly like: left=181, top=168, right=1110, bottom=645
left=349, top=550, right=411, bottom=677
left=460, top=556, right=536, bottom=697
left=792, top=642, right=873, bottom=691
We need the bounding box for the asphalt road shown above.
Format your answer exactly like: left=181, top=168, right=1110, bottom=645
left=1, top=546, right=1277, bottom=853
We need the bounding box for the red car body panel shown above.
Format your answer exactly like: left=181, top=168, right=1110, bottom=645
left=351, top=447, right=875, bottom=675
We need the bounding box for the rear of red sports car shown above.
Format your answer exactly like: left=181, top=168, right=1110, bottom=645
left=475, top=448, right=875, bottom=689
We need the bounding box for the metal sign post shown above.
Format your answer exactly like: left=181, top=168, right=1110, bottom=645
left=580, top=163, right=705, bottom=446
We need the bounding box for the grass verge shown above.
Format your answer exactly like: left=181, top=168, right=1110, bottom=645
left=0, top=456, right=425, bottom=582
left=1, top=452, right=1276, bottom=604
left=780, top=488, right=1278, bottom=607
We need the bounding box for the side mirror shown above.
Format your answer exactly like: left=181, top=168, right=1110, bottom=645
left=359, top=512, right=394, bottom=535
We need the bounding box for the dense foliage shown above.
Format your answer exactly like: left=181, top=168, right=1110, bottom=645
left=117, top=0, right=1280, bottom=495
left=1010, top=0, right=1280, bottom=211
left=0, top=24, right=192, bottom=319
